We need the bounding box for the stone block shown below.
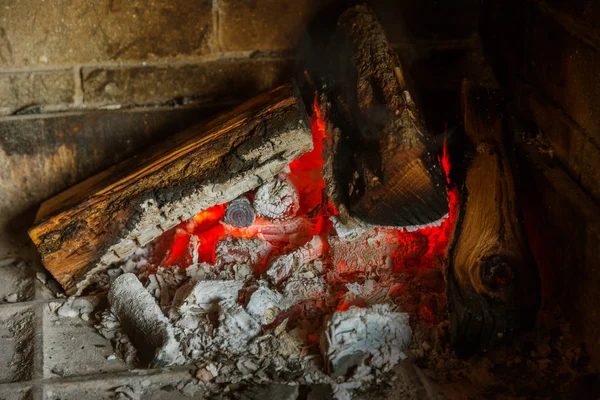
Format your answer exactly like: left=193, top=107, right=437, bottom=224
left=0, top=0, right=213, bottom=68
left=218, top=0, right=332, bottom=51
left=0, top=384, right=32, bottom=400
left=81, top=58, right=293, bottom=106
left=42, top=369, right=201, bottom=400
left=0, top=259, right=34, bottom=304
left=0, top=305, right=35, bottom=383
left=43, top=300, right=129, bottom=378
left=0, top=70, right=74, bottom=114
left=522, top=85, right=585, bottom=182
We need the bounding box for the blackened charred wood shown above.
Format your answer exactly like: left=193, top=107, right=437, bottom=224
left=446, top=81, right=540, bottom=357
left=320, top=4, right=448, bottom=227
left=28, top=83, right=313, bottom=294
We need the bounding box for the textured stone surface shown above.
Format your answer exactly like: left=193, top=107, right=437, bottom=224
left=43, top=301, right=129, bottom=378
left=218, top=0, right=331, bottom=51
left=372, top=0, right=479, bottom=43
left=0, top=0, right=213, bottom=68
left=580, top=140, right=600, bottom=201
left=82, top=58, right=293, bottom=106
left=524, top=5, right=600, bottom=146
left=0, top=306, right=35, bottom=383
left=519, top=138, right=600, bottom=369
left=0, top=70, right=74, bottom=114
left=536, top=0, right=600, bottom=41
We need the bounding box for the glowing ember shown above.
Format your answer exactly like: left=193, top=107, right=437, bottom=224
left=150, top=95, right=458, bottom=321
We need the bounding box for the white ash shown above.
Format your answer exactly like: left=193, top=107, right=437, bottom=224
left=76, top=247, right=151, bottom=294
left=246, top=284, right=287, bottom=325
left=172, top=279, right=244, bottom=315
left=321, top=305, right=411, bottom=379
left=283, top=276, right=329, bottom=305
left=216, top=236, right=271, bottom=266
left=90, top=223, right=419, bottom=397
left=145, top=266, right=187, bottom=310
left=55, top=297, right=96, bottom=319
left=254, top=176, right=300, bottom=221
left=330, top=210, right=448, bottom=240
left=213, top=236, right=272, bottom=279
left=108, top=273, right=184, bottom=367
left=267, top=235, right=326, bottom=284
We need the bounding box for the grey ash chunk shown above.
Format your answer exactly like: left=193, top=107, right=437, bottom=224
left=225, top=196, right=256, bottom=228
left=254, top=177, right=300, bottom=221
left=108, top=273, right=184, bottom=367
left=321, top=305, right=412, bottom=378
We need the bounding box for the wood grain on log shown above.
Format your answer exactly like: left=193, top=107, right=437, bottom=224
left=29, top=83, right=312, bottom=294
left=446, top=81, right=540, bottom=356
left=321, top=4, right=448, bottom=228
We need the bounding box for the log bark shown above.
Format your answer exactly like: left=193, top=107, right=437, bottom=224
left=319, top=4, right=448, bottom=228
left=446, top=81, right=540, bottom=356
left=28, top=83, right=312, bottom=294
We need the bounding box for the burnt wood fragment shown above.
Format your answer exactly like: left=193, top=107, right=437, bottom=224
left=225, top=196, right=256, bottom=228
left=446, top=81, right=540, bottom=356
left=28, top=83, right=312, bottom=294
left=319, top=4, right=448, bottom=228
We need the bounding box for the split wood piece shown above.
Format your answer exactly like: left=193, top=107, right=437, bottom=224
left=446, top=81, right=540, bottom=357
left=321, top=4, right=448, bottom=228
left=29, top=83, right=313, bottom=294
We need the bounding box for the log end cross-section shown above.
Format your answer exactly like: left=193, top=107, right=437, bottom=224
left=320, top=4, right=449, bottom=228
left=28, top=83, right=313, bottom=294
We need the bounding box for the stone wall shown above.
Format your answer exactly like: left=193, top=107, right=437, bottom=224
left=0, top=0, right=478, bottom=115
left=480, top=0, right=600, bottom=368
left=481, top=0, right=600, bottom=203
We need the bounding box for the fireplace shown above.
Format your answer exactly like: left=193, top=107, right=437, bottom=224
left=1, top=1, right=599, bottom=399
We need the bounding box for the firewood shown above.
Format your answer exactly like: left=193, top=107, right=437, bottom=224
left=28, top=83, right=313, bottom=294
left=446, top=81, right=540, bottom=356
left=320, top=4, right=448, bottom=228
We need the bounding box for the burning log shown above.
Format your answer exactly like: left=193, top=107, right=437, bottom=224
left=446, top=81, right=540, bottom=356
left=319, top=4, right=448, bottom=228
left=28, top=83, right=313, bottom=294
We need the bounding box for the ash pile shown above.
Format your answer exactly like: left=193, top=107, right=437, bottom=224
left=83, top=168, right=450, bottom=399
left=77, top=104, right=451, bottom=398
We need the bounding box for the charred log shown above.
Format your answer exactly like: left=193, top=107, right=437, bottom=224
left=318, top=4, right=448, bottom=228
left=28, top=83, right=313, bottom=294
left=446, top=81, right=540, bottom=357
